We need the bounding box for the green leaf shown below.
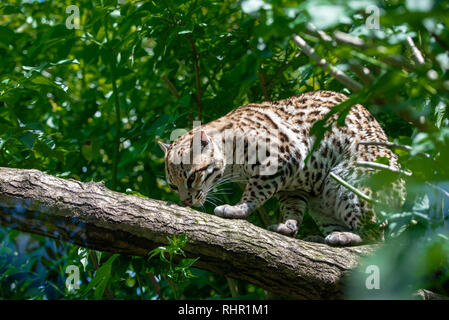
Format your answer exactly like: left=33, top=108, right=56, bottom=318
left=22, top=59, right=79, bottom=78
left=82, top=254, right=118, bottom=298
left=177, top=257, right=199, bottom=270
left=412, top=194, right=430, bottom=212
left=18, top=132, right=35, bottom=149
left=375, top=156, right=390, bottom=165
left=306, top=3, right=347, bottom=29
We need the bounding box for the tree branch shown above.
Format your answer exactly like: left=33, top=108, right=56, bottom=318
left=333, top=31, right=366, bottom=48
left=258, top=68, right=270, bottom=101
left=406, top=36, right=425, bottom=65
left=329, top=172, right=375, bottom=203
left=110, top=56, right=121, bottom=191
left=348, top=61, right=375, bottom=86
left=161, top=75, right=180, bottom=99
left=186, top=34, right=202, bottom=119
left=292, top=34, right=363, bottom=92
left=0, top=167, right=377, bottom=299
left=358, top=140, right=412, bottom=151
left=431, top=32, right=449, bottom=52
left=355, top=161, right=412, bottom=177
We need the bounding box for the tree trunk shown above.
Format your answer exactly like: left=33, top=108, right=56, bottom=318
left=0, top=167, right=377, bottom=299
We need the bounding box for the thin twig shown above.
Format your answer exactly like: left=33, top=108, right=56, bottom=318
left=358, top=140, right=432, bottom=158
left=307, top=23, right=333, bottom=43
left=307, top=27, right=374, bottom=86
left=292, top=34, right=363, bottom=92
left=355, top=161, right=412, bottom=177
left=406, top=36, right=425, bottom=65
left=161, top=76, right=180, bottom=99
left=431, top=32, right=449, bottom=52
left=162, top=274, right=179, bottom=299
left=0, top=140, right=7, bottom=165
left=333, top=30, right=366, bottom=48
left=425, top=182, right=449, bottom=198
left=258, top=68, right=270, bottom=101
left=329, top=172, right=374, bottom=203
left=110, top=56, right=121, bottom=191
left=358, top=140, right=412, bottom=151
left=348, top=61, right=375, bottom=86
left=103, top=14, right=121, bottom=191
left=186, top=34, right=202, bottom=119
left=295, top=31, right=431, bottom=132
left=226, top=278, right=239, bottom=297
left=351, top=51, right=391, bottom=70
left=135, top=272, right=144, bottom=300
left=381, top=55, right=415, bottom=72
left=266, top=55, right=301, bottom=91
left=148, top=272, right=164, bottom=299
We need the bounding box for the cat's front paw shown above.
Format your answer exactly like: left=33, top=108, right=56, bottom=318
left=268, top=220, right=298, bottom=237
left=214, top=204, right=248, bottom=219
left=325, top=232, right=362, bottom=246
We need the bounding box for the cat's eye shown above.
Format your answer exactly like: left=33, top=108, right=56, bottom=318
left=206, top=164, right=215, bottom=174
left=186, top=174, right=195, bottom=189
left=169, top=184, right=178, bottom=191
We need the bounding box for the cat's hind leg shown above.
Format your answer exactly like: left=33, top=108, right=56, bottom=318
left=308, top=181, right=366, bottom=246
left=312, top=220, right=363, bottom=246
left=324, top=231, right=362, bottom=246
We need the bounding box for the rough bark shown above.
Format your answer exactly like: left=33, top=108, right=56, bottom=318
left=0, top=167, right=377, bottom=299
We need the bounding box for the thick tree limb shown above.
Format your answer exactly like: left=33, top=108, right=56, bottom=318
left=0, top=167, right=377, bottom=299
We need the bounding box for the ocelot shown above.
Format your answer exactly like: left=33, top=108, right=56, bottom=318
left=159, top=90, right=405, bottom=246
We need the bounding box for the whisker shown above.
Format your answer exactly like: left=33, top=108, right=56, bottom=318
left=209, top=188, right=233, bottom=193
left=209, top=192, right=231, bottom=196
left=207, top=198, right=222, bottom=205
left=213, top=179, right=247, bottom=188
left=206, top=194, right=222, bottom=201
left=205, top=199, right=219, bottom=207
left=208, top=185, right=234, bottom=192
left=206, top=193, right=223, bottom=205
left=215, top=174, right=244, bottom=183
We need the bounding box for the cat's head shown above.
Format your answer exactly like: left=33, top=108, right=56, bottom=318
left=159, top=130, right=225, bottom=207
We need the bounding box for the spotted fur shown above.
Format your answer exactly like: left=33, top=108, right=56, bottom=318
left=159, top=90, right=405, bottom=246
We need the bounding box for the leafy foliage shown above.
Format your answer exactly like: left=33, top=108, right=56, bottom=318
left=0, top=0, right=448, bottom=299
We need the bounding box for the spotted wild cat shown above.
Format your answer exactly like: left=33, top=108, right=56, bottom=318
left=158, top=90, right=405, bottom=246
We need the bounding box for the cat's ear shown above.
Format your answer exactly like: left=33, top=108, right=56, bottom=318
left=200, top=130, right=211, bottom=148
left=158, top=141, right=170, bottom=154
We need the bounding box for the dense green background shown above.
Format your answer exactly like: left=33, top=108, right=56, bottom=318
left=0, top=0, right=448, bottom=299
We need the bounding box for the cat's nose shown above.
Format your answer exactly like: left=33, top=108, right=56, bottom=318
left=182, top=199, right=192, bottom=206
